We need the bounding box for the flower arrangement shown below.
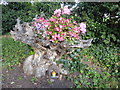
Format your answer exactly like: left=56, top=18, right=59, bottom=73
left=33, top=6, right=86, bottom=43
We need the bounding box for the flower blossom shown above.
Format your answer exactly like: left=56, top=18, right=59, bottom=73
left=33, top=7, right=87, bottom=43
left=79, top=22, right=86, bottom=28
left=36, top=17, right=45, bottom=22
left=62, top=6, right=71, bottom=15
left=58, top=37, right=64, bottom=41
left=59, top=25, right=63, bottom=29
left=54, top=9, right=61, bottom=15
left=79, top=22, right=86, bottom=33
left=46, top=31, right=52, bottom=35
left=57, top=34, right=64, bottom=41
left=44, top=22, right=50, bottom=27
left=50, top=18, right=56, bottom=22
left=54, top=9, right=61, bottom=17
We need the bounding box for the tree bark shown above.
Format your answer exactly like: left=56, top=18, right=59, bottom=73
left=10, top=18, right=93, bottom=77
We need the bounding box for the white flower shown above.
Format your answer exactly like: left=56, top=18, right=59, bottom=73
left=0, top=0, right=8, bottom=5
left=30, top=0, right=34, bottom=5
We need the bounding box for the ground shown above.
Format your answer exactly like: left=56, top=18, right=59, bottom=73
left=1, top=35, right=74, bottom=88
left=2, top=65, right=74, bottom=88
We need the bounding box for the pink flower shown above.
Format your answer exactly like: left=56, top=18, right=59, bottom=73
left=56, top=13, right=60, bottom=17
left=69, top=31, right=75, bottom=37
left=75, top=35, right=80, bottom=39
left=79, top=22, right=86, bottom=29
left=50, top=18, right=56, bottom=22
left=46, top=31, right=52, bottom=35
left=73, top=26, right=79, bottom=31
left=80, top=28, right=86, bottom=33
left=37, top=30, right=40, bottom=34
left=54, top=33, right=58, bottom=37
left=63, top=25, right=66, bottom=27
left=59, top=29, right=62, bottom=32
left=49, top=31, right=52, bottom=34
left=73, top=21, right=76, bottom=24
left=57, top=34, right=60, bottom=38
left=54, top=9, right=61, bottom=15
left=76, top=30, right=80, bottom=34
left=52, top=34, right=57, bottom=40
left=59, top=20, right=64, bottom=24
left=59, top=25, right=63, bottom=29
left=54, top=27, right=59, bottom=31
left=62, top=6, right=71, bottom=15
left=64, top=19, right=70, bottom=23
left=56, top=21, right=58, bottom=24
left=73, top=21, right=77, bottom=24
left=73, top=26, right=80, bottom=34
left=67, top=24, right=71, bottom=27
left=59, top=17, right=63, bottom=21
left=44, top=22, right=50, bottom=27
left=58, top=37, right=64, bottom=41
left=36, top=17, right=45, bottom=22
left=50, top=39, right=54, bottom=42
left=61, top=32, right=66, bottom=36
left=78, top=22, right=86, bottom=33
left=48, top=26, right=51, bottom=29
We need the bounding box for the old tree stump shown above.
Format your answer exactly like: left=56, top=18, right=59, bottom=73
left=10, top=18, right=93, bottom=78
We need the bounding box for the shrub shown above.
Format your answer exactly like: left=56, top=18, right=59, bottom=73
left=2, top=37, right=34, bottom=69
left=57, top=44, right=119, bottom=88
left=2, top=2, right=60, bottom=34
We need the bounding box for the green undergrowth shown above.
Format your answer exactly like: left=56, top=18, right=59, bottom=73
left=1, top=37, right=34, bottom=69
left=57, top=44, right=119, bottom=88
left=1, top=36, right=119, bottom=88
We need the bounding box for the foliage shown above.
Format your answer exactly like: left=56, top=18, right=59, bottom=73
left=1, top=2, right=120, bottom=88
left=1, top=37, right=34, bottom=69
left=2, top=2, right=60, bottom=34
left=2, top=2, right=119, bottom=46
left=71, top=2, right=120, bottom=46
left=33, top=6, right=87, bottom=43
left=31, top=76, right=38, bottom=83
left=57, top=44, right=119, bottom=88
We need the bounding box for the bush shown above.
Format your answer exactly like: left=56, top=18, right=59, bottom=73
left=71, top=2, right=120, bottom=46
left=2, top=37, right=34, bottom=69
left=57, top=44, right=119, bottom=88
left=2, top=2, right=60, bottom=34
left=2, top=2, right=119, bottom=46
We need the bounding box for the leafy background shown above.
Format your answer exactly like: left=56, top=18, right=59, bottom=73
left=1, top=2, right=120, bottom=88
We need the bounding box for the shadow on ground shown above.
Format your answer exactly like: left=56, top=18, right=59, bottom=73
left=2, top=66, right=74, bottom=88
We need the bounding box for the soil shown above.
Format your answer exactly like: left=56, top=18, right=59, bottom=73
left=2, top=65, right=74, bottom=88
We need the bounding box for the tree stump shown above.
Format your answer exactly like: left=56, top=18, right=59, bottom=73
left=10, top=18, right=92, bottom=77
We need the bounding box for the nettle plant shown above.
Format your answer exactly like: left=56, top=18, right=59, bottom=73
left=33, top=6, right=86, bottom=44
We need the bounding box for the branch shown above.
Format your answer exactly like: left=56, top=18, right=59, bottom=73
left=70, top=39, right=93, bottom=48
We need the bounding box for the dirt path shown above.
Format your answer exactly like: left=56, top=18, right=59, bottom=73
left=2, top=66, right=74, bottom=88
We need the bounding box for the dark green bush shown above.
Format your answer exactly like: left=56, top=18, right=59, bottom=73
left=71, top=2, right=120, bottom=46
left=2, top=2, right=60, bottom=34
left=57, top=44, right=119, bottom=88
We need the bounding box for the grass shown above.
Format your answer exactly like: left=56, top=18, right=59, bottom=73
left=1, top=37, right=34, bottom=69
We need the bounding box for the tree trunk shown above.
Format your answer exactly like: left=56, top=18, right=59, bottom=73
left=10, top=18, right=92, bottom=77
